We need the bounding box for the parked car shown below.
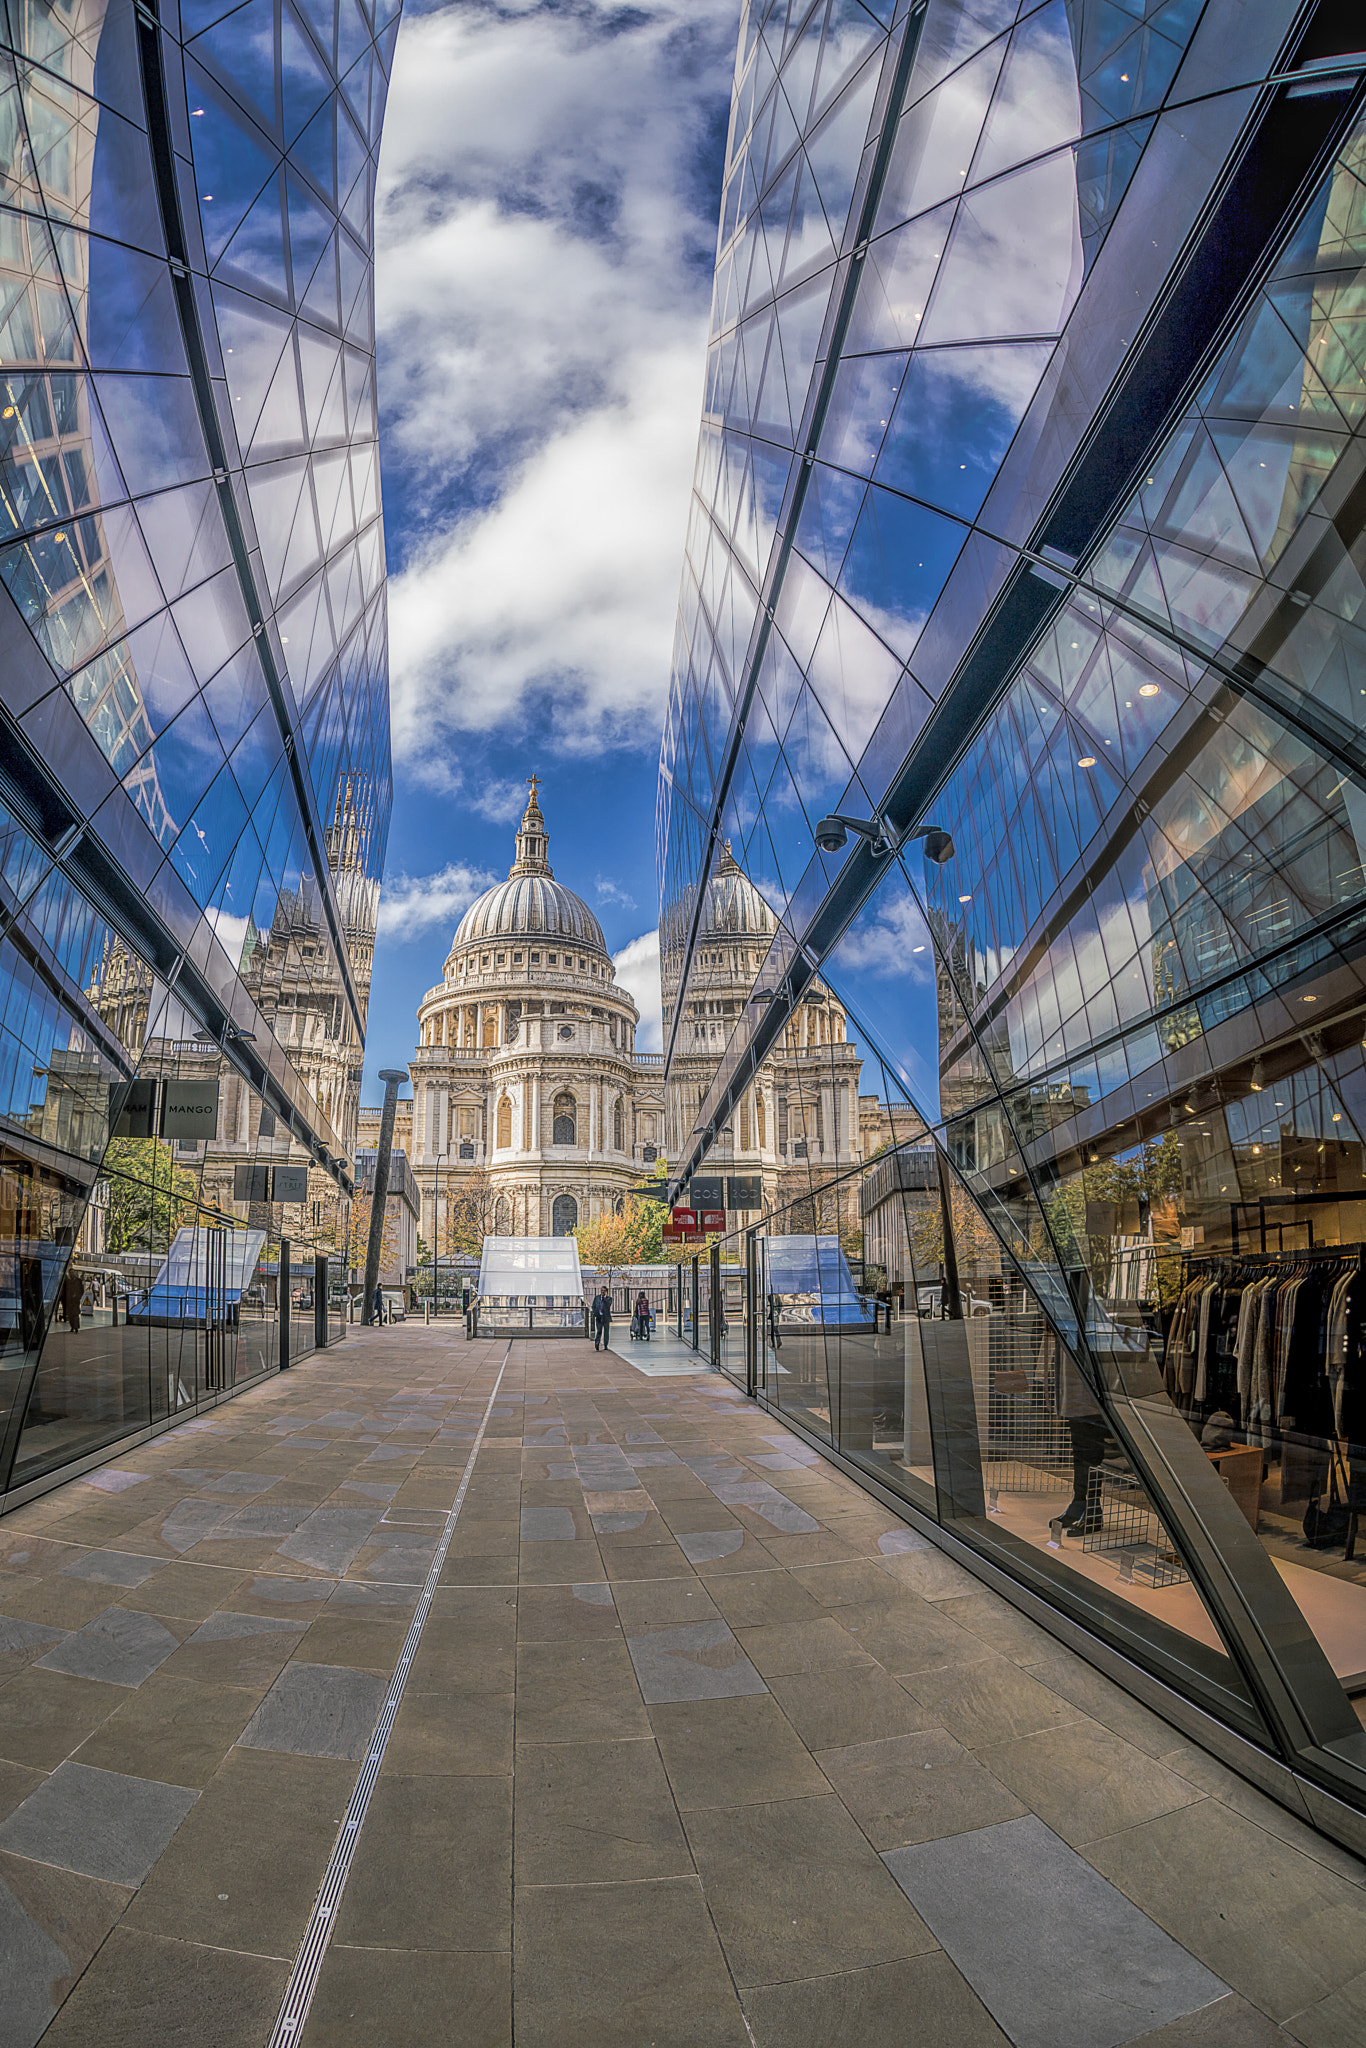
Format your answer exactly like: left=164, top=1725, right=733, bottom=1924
left=916, top=1285, right=994, bottom=1317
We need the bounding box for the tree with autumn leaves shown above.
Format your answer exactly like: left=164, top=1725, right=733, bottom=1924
left=574, top=1198, right=666, bottom=1286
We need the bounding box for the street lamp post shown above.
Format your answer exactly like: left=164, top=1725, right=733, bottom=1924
left=362, top=1070, right=407, bottom=1327
left=432, top=1151, right=445, bottom=1316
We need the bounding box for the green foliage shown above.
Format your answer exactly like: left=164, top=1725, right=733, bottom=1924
left=103, top=1137, right=198, bottom=1253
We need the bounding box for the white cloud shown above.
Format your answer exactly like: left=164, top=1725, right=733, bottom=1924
left=595, top=875, right=637, bottom=911
left=376, top=860, right=498, bottom=942
left=613, top=928, right=663, bottom=1051
left=831, top=886, right=937, bottom=983
left=376, top=0, right=737, bottom=763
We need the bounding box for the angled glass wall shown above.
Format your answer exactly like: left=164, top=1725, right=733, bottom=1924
left=661, top=0, right=1366, bottom=1836
left=0, top=0, right=396, bottom=1501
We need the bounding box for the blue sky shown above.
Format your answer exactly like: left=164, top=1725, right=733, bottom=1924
left=360, top=0, right=738, bottom=1100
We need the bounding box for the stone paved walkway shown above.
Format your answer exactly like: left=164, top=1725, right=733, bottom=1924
left=1, top=1326, right=1365, bottom=2046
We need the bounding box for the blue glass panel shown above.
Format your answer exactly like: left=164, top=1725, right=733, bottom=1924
left=793, top=461, right=864, bottom=580
left=875, top=341, right=1052, bottom=519
left=192, top=0, right=279, bottom=132
left=301, top=231, right=341, bottom=332
left=919, top=149, right=1084, bottom=344
left=804, top=53, right=880, bottom=244
left=970, top=0, right=1079, bottom=189
left=212, top=283, right=295, bottom=446
left=337, top=98, right=367, bottom=208
left=135, top=693, right=223, bottom=847
left=172, top=563, right=252, bottom=686
left=229, top=701, right=285, bottom=814
left=213, top=174, right=290, bottom=301
left=282, top=3, right=334, bottom=143
left=1075, top=118, right=1152, bottom=268
left=95, top=372, right=211, bottom=494
left=291, top=96, right=337, bottom=204
left=172, top=755, right=251, bottom=906
left=87, top=105, right=166, bottom=258
left=286, top=170, right=333, bottom=297
left=84, top=244, right=185, bottom=374
left=202, top=640, right=268, bottom=753
left=838, top=485, right=966, bottom=657
left=184, top=62, right=280, bottom=265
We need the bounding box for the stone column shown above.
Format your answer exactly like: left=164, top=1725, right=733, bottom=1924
left=530, top=1074, right=541, bottom=1154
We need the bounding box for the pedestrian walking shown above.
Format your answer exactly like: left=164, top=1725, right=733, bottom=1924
left=632, top=1290, right=653, bottom=1343
left=591, top=1286, right=612, bottom=1351
left=373, top=1283, right=385, bottom=1326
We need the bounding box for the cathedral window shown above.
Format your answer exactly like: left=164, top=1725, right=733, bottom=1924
left=494, top=1196, right=510, bottom=1234
left=530, top=952, right=540, bottom=964
left=613, top=1098, right=624, bottom=1151
left=552, top=1193, right=578, bottom=1236
left=552, top=1091, right=576, bottom=1145
left=496, top=1095, right=512, bottom=1148
left=514, top=952, right=523, bottom=964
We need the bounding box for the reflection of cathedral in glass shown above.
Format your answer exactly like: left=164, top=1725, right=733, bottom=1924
left=660, top=0, right=1366, bottom=1845
left=0, top=0, right=395, bottom=1501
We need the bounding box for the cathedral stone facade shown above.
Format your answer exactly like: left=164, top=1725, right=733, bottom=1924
left=662, top=843, right=889, bottom=1219
left=407, top=785, right=665, bottom=1244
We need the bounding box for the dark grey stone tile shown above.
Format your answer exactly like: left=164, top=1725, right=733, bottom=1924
left=884, top=1816, right=1226, bottom=2048
left=592, top=1511, right=650, bottom=1534
left=167, top=1471, right=278, bottom=1496
left=234, top=1575, right=338, bottom=1606
left=187, top=1611, right=306, bottom=1643
left=157, top=1503, right=228, bottom=1555
left=0, top=1853, right=129, bottom=2048
left=626, top=1619, right=769, bottom=1703
left=238, top=1662, right=387, bottom=1760
left=35, top=1608, right=180, bottom=1688
left=0, top=1616, right=68, bottom=1671
left=521, top=1506, right=577, bottom=1542
left=677, top=1531, right=744, bottom=1563
left=710, top=1481, right=820, bottom=1534
left=0, top=1760, right=196, bottom=1884
left=59, top=1552, right=163, bottom=1589
left=277, top=1508, right=382, bottom=1574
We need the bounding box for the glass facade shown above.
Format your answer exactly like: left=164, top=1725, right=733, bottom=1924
left=0, top=0, right=394, bottom=1500
left=660, top=0, right=1366, bottom=1838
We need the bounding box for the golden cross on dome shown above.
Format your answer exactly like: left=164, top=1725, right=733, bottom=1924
left=526, top=772, right=541, bottom=804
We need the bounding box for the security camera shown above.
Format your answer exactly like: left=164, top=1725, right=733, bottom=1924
left=813, top=816, right=848, bottom=853
left=921, top=829, right=955, bottom=864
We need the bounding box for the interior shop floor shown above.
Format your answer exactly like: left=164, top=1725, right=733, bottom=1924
left=2, top=1326, right=1366, bottom=2048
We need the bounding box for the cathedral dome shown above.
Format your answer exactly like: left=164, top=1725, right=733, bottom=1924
left=702, top=841, right=774, bottom=938
left=447, top=780, right=606, bottom=962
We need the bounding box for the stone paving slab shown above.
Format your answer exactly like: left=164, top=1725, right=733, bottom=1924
left=0, top=1326, right=1360, bottom=2048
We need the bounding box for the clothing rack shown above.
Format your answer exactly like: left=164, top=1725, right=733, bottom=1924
left=1173, top=1243, right=1366, bottom=1560
left=1181, top=1240, right=1366, bottom=1282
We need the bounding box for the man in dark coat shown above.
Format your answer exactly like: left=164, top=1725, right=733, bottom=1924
left=591, top=1287, right=611, bottom=1351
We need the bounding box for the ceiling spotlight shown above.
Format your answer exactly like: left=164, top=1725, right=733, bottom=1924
left=1139, top=683, right=1160, bottom=697
left=1250, top=1059, right=1264, bottom=1092
left=1077, top=755, right=1096, bottom=769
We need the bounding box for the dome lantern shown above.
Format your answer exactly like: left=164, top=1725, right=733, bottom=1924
left=445, top=780, right=608, bottom=964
